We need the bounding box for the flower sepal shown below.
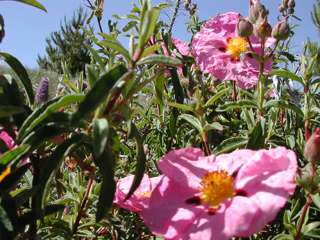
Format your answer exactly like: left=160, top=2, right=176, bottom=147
left=295, top=164, right=320, bottom=194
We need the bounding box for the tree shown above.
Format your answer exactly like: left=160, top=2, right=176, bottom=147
left=37, top=7, right=92, bottom=76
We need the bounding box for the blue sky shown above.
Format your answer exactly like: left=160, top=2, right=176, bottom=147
left=0, top=0, right=318, bottom=68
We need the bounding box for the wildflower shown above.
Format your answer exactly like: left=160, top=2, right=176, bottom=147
left=193, top=12, right=275, bottom=89
left=113, top=174, right=162, bottom=212
left=35, top=77, right=50, bottom=102
left=140, top=147, right=297, bottom=240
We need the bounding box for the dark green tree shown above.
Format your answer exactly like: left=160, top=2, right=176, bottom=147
left=37, top=7, right=92, bottom=76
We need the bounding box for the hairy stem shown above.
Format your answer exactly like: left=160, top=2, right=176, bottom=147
left=168, top=0, right=181, bottom=34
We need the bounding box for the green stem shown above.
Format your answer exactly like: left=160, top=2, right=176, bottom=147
left=258, top=38, right=266, bottom=113
left=295, top=196, right=312, bottom=240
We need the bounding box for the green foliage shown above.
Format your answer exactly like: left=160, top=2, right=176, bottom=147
left=37, top=7, right=92, bottom=76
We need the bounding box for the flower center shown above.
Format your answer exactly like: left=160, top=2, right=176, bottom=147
left=226, top=37, right=248, bottom=59
left=200, top=170, right=235, bottom=207
left=136, top=190, right=152, bottom=198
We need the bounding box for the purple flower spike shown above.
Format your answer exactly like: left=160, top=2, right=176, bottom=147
left=35, top=77, right=50, bottom=102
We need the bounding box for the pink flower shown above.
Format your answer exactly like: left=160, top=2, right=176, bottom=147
left=0, top=128, right=30, bottom=166
left=193, top=12, right=275, bottom=89
left=140, top=147, right=297, bottom=240
left=113, top=174, right=162, bottom=212
left=150, top=35, right=191, bottom=76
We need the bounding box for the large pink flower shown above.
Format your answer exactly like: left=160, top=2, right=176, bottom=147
left=140, top=147, right=297, bottom=240
left=193, top=12, right=275, bottom=89
left=113, top=174, right=162, bottom=212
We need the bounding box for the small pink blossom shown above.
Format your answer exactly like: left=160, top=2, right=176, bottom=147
left=193, top=12, right=275, bottom=89
left=140, top=147, right=297, bottom=240
left=0, top=128, right=30, bottom=166
left=113, top=174, right=162, bottom=212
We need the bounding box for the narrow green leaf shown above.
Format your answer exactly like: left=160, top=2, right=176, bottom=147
left=125, top=121, right=146, bottom=201
left=167, top=102, right=194, bottom=112
left=140, top=44, right=162, bottom=59
left=136, top=54, right=183, bottom=67
left=139, top=9, right=158, bottom=49
left=205, top=88, right=230, bottom=107
left=268, top=69, right=306, bottom=87
left=36, top=134, right=87, bottom=220
left=93, top=146, right=115, bottom=222
left=212, top=137, right=248, bottom=155
left=0, top=145, right=29, bottom=172
left=86, top=64, right=99, bottom=88
left=0, top=106, right=24, bottom=118
left=203, top=122, right=223, bottom=132
left=17, top=95, right=85, bottom=142
left=71, top=65, right=128, bottom=126
left=179, top=114, right=203, bottom=135
left=98, top=38, right=131, bottom=63
left=170, top=68, right=184, bottom=104
left=2, top=0, right=46, bottom=12
left=216, top=100, right=258, bottom=112
left=122, top=20, right=138, bottom=32
left=246, top=118, right=266, bottom=150
left=85, top=43, right=105, bottom=72
left=93, top=118, right=109, bottom=158
left=263, top=100, right=303, bottom=116
left=0, top=53, right=34, bottom=104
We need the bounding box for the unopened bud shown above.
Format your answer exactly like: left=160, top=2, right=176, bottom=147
left=304, top=128, right=320, bottom=163
left=282, top=0, right=289, bottom=8
left=236, top=15, right=253, bottom=38
left=35, top=77, right=50, bottom=102
left=288, top=8, right=294, bottom=14
left=272, top=18, right=291, bottom=40
left=288, top=0, right=295, bottom=8
left=295, top=166, right=320, bottom=193
left=190, top=3, right=197, bottom=12
left=254, top=11, right=272, bottom=38
left=249, top=0, right=268, bottom=24
left=184, top=1, right=190, bottom=10
left=186, top=0, right=191, bottom=3
left=278, top=5, right=286, bottom=13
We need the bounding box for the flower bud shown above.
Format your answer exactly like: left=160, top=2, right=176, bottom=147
left=236, top=15, right=253, bottom=38
left=184, top=1, right=190, bottom=10
left=304, top=128, right=320, bottom=163
left=186, top=0, right=191, bottom=3
left=278, top=5, right=286, bottom=13
left=249, top=0, right=268, bottom=24
left=288, top=8, right=294, bottom=14
left=190, top=3, right=197, bottom=11
left=295, top=166, right=320, bottom=193
left=282, top=0, right=289, bottom=8
left=288, top=0, right=295, bottom=8
left=272, top=18, right=291, bottom=40
left=253, top=11, right=272, bottom=39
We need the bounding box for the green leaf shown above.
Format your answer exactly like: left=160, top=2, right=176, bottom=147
left=93, top=146, right=116, bottom=222
left=0, top=106, right=24, bottom=118
left=93, top=118, right=109, bottom=158
left=86, top=64, right=99, bottom=88
left=17, top=95, right=85, bottom=142
left=170, top=68, right=184, bottom=104
left=268, top=69, right=306, bottom=88
left=0, top=53, right=34, bottom=104
left=0, top=145, right=29, bottom=173
left=179, top=114, right=203, bottom=135
left=138, top=9, right=158, bottom=49
left=212, top=137, right=248, bottom=155
left=136, top=54, right=183, bottom=67
left=263, top=100, right=303, bottom=116
left=122, top=20, right=138, bottom=32
left=205, top=88, right=230, bottom=107
left=71, top=65, right=128, bottom=126
left=85, top=44, right=105, bottom=73
left=36, top=134, right=87, bottom=220
left=216, top=100, right=258, bottom=112
left=98, top=37, right=131, bottom=63
left=125, top=121, right=146, bottom=201
left=140, top=44, right=162, bottom=59
left=2, top=0, right=47, bottom=11
left=167, top=102, right=194, bottom=112
left=203, top=122, right=223, bottom=132
left=246, top=118, right=266, bottom=150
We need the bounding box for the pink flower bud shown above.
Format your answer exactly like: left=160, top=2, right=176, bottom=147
left=288, top=0, right=295, bottom=8
left=236, top=15, right=253, bottom=38
left=272, top=18, right=291, bottom=40
left=253, top=11, right=272, bottom=39
left=249, top=0, right=268, bottom=24
left=304, top=128, right=320, bottom=163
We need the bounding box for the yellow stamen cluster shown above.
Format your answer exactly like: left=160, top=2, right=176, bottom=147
left=0, top=167, right=11, bottom=182
left=136, top=190, right=152, bottom=198
left=200, top=170, right=235, bottom=207
left=226, top=37, right=248, bottom=59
